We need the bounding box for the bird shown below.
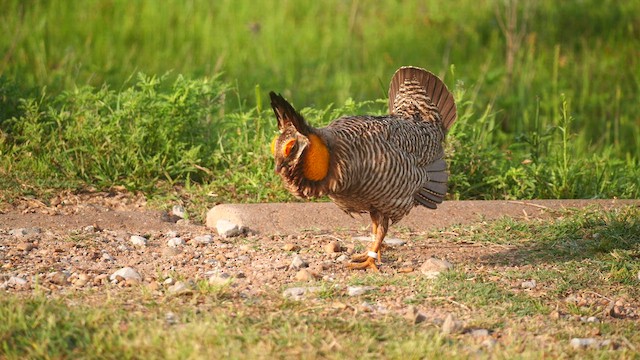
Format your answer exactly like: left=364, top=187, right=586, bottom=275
left=269, top=66, right=456, bottom=271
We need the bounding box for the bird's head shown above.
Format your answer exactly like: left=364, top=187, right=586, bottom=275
left=271, top=127, right=310, bottom=176
left=269, top=92, right=330, bottom=188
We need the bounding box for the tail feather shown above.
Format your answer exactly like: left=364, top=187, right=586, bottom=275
left=388, top=66, right=457, bottom=131
left=414, top=158, right=448, bottom=208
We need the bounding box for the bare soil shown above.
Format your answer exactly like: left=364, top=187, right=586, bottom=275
left=1, top=193, right=638, bottom=325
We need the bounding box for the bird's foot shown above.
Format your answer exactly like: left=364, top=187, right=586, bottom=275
left=347, top=256, right=379, bottom=272
left=350, top=249, right=381, bottom=264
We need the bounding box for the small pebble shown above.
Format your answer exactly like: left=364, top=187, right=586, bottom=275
left=336, top=254, right=349, bottom=262
left=168, top=281, right=193, bottom=295
left=48, top=271, right=69, bottom=285
left=282, top=286, right=321, bottom=301
left=282, top=243, right=301, bottom=252
left=295, top=269, right=319, bottom=282
left=404, top=305, right=428, bottom=324
left=208, top=273, right=232, bottom=286
left=347, top=285, right=376, bottom=296
left=167, top=237, right=185, bottom=248
left=110, top=267, right=142, bottom=282
left=16, top=242, right=34, bottom=252
left=441, top=313, right=463, bottom=335
left=420, top=257, right=453, bottom=279
left=194, top=235, right=213, bottom=245
left=101, top=252, right=114, bottom=261
left=570, top=338, right=611, bottom=349
left=324, top=241, right=341, bottom=254
left=289, top=255, right=308, bottom=270
left=172, top=205, right=186, bottom=219
left=165, top=230, right=179, bottom=238
left=130, top=235, right=147, bottom=247
left=216, top=220, right=243, bottom=238
left=521, top=280, right=537, bottom=289
left=163, top=277, right=175, bottom=285
left=469, top=329, right=490, bottom=338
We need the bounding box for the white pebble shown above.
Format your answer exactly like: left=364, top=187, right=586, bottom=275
left=216, top=219, right=243, bottom=238
left=282, top=286, right=321, bottom=301
left=167, top=237, right=185, bottom=248
left=420, top=257, right=453, bottom=279
left=130, top=235, right=147, bottom=246
left=194, top=235, right=214, bottom=245
left=347, top=286, right=376, bottom=296
left=172, top=205, right=186, bottom=219
left=290, top=255, right=308, bottom=269
left=110, top=267, right=142, bottom=281
left=521, top=280, right=537, bottom=289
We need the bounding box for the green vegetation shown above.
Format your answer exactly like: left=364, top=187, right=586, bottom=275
left=2, top=206, right=638, bottom=358
left=1, top=0, right=639, bottom=204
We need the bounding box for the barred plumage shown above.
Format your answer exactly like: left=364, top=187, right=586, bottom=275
left=270, top=66, right=456, bottom=271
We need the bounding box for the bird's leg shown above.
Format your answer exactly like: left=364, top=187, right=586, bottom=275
left=350, top=221, right=377, bottom=263
left=349, top=212, right=389, bottom=271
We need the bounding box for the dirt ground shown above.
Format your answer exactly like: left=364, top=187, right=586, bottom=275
left=1, top=193, right=638, bottom=325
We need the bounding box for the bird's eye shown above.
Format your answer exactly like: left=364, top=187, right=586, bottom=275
left=282, top=139, right=296, bottom=157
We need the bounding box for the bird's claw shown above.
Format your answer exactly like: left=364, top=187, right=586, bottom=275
left=347, top=256, right=379, bottom=271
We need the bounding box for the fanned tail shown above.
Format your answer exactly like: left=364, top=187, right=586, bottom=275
left=388, top=66, right=457, bottom=131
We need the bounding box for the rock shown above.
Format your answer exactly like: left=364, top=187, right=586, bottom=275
left=216, top=220, right=244, bottom=238
left=420, top=257, right=453, bottom=279
left=147, top=282, right=161, bottom=291
left=194, top=235, right=213, bottom=245
left=482, top=338, right=497, bottom=349
left=165, top=230, right=179, bottom=238
left=130, top=235, right=147, bottom=247
left=101, top=252, right=114, bottom=261
left=282, top=243, right=301, bottom=252
left=16, top=242, right=34, bottom=252
left=163, top=247, right=182, bottom=256
left=282, top=286, right=321, bottom=301
left=165, top=312, right=177, bottom=325
left=404, top=305, right=428, bottom=324
left=163, top=277, right=175, bottom=285
left=570, top=338, right=611, bottom=349
left=110, top=267, right=142, bottom=282
left=295, top=269, right=319, bottom=282
left=585, top=316, right=599, bottom=323
left=10, top=227, right=41, bottom=237
left=9, top=228, right=28, bottom=236
left=441, top=313, right=463, bottom=335
left=167, top=237, right=185, bottom=248
left=208, top=273, right=232, bottom=286
left=469, top=329, right=490, bottom=338
left=353, top=236, right=406, bottom=246
left=172, top=205, right=186, bottom=219
left=168, top=281, right=193, bottom=295
left=383, top=238, right=406, bottom=246
left=83, top=225, right=97, bottom=233
left=289, top=255, right=309, bottom=270
left=48, top=271, right=69, bottom=285
left=1, top=276, right=27, bottom=289
left=93, top=273, right=109, bottom=285
left=324, top=241, right=342, bottom=254
left=521, top=280, right=537, bottom=289
left=347, top=286, right=376, bottom=296
left=336, top=254, right=349, bottom=262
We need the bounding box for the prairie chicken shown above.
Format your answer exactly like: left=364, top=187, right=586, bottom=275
left=270, top=66, right=456, bottom=271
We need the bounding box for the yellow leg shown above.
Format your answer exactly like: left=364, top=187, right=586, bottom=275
left=349, top=212, right=389, bottom=271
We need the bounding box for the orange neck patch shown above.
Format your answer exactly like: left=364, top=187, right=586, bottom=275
left=303, top=134, right=330, bottom=181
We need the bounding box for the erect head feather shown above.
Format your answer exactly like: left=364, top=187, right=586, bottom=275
left=269, top=92, right=313, bottom=135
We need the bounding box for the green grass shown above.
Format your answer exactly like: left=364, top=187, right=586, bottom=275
left=2, top=206, right=639, bottom=358
left=1, top=0, right=639, bottom=206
